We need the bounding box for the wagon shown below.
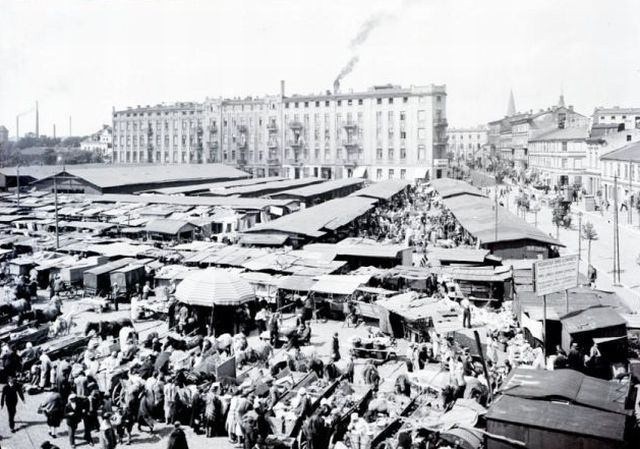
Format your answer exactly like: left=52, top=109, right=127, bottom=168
left=109, top=263, right=146, bottom=296
left=349, top=337, right=397, bottom=362
left=83, top=258, right=137, bottom=296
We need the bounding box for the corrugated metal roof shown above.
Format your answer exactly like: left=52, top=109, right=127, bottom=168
left=560, top=305, right=627, bottom=334
left=270, top=178, right=364, bottom=199
left=145, top=219, right=195, bottom=235
left=442, top=193, right=562, bottom=246
left=238, top=233, right=289, bottom=246
left=430, top=178, right=485, bottom=199
left=486, top=395, right=626, bottom=442
left=246, top=196, right=377, bottom=238
left=34, top=164, right=249, bottom=189
left=87, top=193, right=294, bottom=211
left=146, top=176, right=284, bottom=195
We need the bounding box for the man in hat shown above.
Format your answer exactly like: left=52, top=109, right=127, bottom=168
left=110, top=283, right=120, bottom=311
left=1, top=376, right=24, bottom=432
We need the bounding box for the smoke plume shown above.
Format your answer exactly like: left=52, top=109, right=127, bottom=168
left=334, top=1, right=417, bottom=91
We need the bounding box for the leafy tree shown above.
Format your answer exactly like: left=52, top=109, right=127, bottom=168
left=581, top=221, right=598, bottom=265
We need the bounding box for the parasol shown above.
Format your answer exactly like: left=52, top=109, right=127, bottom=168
left=175, top=268, right=256, bottom=307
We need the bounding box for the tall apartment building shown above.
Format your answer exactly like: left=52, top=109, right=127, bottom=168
left=112, top=102, right=205, bottom=164
left=112, top=82, right=448, bottom=181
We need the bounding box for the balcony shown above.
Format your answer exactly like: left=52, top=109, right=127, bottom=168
left=237, top=124, right=248, bottom=134
left=342, top=140, right=360, bottom=152
left=289, top=121, right=303, bottom=131
left=267, top=122, right=278, bottom=132
left=286, top=158, right=304, bottom=166
left=342, top=121, right=357, bottom=131
left=288, top=139, right=303, bottom=149
left=208, top=125, right=218, bottom=134
left=336, top=158, right=361, bottom=167
left=434, top=118, right=448, bottom=128
left=267, top=157, right=281, bottom=166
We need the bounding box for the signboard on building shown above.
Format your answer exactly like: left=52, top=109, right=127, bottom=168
left=534, top=254, right=579, bottom=296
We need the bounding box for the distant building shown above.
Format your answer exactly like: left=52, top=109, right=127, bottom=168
left=0, top=125, right=8, bottom=145
left=527, top=125, right=590, bottom=188
left=112, top=82, right=448, bottom=181
left=80, top=125, right=113, bottom=157
left=488, top=92, right=588, bottom=171
left=585, top=127, right=640, bottom=196
left=598, top=138, right=640, bottom=203
left=592, top=107, right=640, bottom=131
left=446, top=126, right=488, bottom=162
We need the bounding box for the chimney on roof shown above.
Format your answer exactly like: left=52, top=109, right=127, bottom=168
left=569, top=105, right=574, bottom=111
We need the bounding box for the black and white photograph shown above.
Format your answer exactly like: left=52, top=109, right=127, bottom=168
left=0, top=1, right=639, bottom=448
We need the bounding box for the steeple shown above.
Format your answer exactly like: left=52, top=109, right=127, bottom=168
left=558, top=90, right=566, bottom=108
left=506, top=89, right=516, bottom=116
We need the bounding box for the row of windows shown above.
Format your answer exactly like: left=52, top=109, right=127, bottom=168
left=116, top=109, right=198, bottom=118
left=376, top=168, right=408, bottom=180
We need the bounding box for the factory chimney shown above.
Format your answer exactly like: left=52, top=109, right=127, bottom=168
left=280, top=80, right=285, bottom=99
left=16, top=116, right=19, bottom=140
left=53, top=124, right=56, bottom=139
left=35, top=101, right=39, bottom=137
left=333, top=79, right=340, bottom=94
left=69, top=116, right=72, bottom=137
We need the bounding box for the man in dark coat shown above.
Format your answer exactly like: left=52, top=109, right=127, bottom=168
left=1, top=376, right=24, bottom=432
left=167, top=421, right=189, bottom=449
left=64, top=394, right=87, bottom=448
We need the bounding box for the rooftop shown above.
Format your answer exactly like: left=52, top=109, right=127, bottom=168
left=600, top=140, right=640, bottom=162
left=529, top=125, right=590, bottom=142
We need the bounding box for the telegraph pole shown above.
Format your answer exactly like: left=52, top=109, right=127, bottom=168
left=613, top=175, right=621, bottom=285
left=494, top=180, right=499, bottom=242
left=54, top=176, right=59, bottom=249
left=629, top=161, right=633, bottom=225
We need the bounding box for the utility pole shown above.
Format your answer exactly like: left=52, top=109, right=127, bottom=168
left=494, top=181, right=499, bottom=243
left=629, top=161, right=633, bottom=225
left=16, top=165, right=20, bottom=207
left=54, top=175, right=59, bottom=249
left=613, top=175, right=621, bottom=286
left=577, top=211, right=583, bottom=284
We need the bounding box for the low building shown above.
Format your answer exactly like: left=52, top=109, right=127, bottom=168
left=80, top=125, right=113, bottom=158
left=29, top=163, right=249, bottom=194
left=585, top=127, right=640, bottom=195
left=593, top=106, right=640, bottom=131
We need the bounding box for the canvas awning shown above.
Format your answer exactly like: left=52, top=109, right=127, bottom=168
left=310, top=274, right=371, bottom=295
left=414, top=166, right=429, bottom=179
left=175, top=268, right=256, bottom=307
left=277, top=275, right=317, bottom=292
left=353, top=166, right=367, bottom=178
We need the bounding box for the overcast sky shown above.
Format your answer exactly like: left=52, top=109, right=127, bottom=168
left=1, top=0, right=639, bottom=137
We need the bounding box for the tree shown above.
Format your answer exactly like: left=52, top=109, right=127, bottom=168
left=582, top=221, right=598, bottom=265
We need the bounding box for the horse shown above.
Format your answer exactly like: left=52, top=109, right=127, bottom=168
left=84, top=318, right=134, bottom=339
left=235, top=341, right=273, bottom=368
left=49, top=312, right=76, bottom=337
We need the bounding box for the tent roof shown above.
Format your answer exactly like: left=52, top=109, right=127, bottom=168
left=175, top=268, right=255, bottom=307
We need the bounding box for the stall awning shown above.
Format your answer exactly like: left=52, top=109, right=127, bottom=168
left=310, top=274, right=371, bottom=295
left=353, top=167, right=367, bottom=178
left=277, top=275, right=317, bottom=292
left=414, top=166, right=429, bottom=179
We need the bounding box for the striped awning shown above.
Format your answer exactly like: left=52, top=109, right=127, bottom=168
left=175, top=268, right=256, bottom=307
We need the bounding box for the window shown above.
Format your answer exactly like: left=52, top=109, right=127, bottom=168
left=315, top=101, right=320, bottom=107
left=347, top=99, right=352, bottom=106
left=337, top=100, right=342, bottom=106
left=436, top=96, right=441, bottom=102
left=325, top=101, right=330, bottom=107
left=358, top=99, right=363, bottom=105
left=376, top=98, right=382, bottom=105
left=388, top=169, right=394, bottom=179
left=376, top=169, right=383, bottom=180
left=418, top=128, right=426, bottom=139
left=400, top=111, right=406, bottom=121
left=304, top=102, right=309, bottom=108
left=376, top=148, right=383, bottom=160
left=388, top=148, right=394, bottom=160
left=388, top=98, right=393, bottom=104
left=418, top=110, right=426, bottom=122
left=403, top=97, right=408, bottom=103
left=295, top=102, right=299, bottom=108
left=400, top=148, right=407, bottom=159
left=400, top=169, right=406, bottom=179
left=285, top=103, right=289, bottom=109
left=562, top=142, right=567, bottom=152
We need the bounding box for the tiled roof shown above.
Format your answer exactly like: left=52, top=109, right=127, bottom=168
left=600, top=140, right=640, bottom=162
left=529, top=125, right=589, bottom=142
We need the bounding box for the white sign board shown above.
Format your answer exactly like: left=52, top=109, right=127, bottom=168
left=534, top=254, right=579, bottom=296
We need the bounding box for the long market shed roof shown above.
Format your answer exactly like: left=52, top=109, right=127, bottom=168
left=270, top=178, right=364, bottom=199
left=350, top=179, right=410, bottom=201
left=245, top=196, right=377, bottom=238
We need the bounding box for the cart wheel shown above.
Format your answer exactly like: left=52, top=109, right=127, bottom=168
left=111, top=380, right=124, bottom=407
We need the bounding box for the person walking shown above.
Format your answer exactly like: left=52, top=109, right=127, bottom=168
left=167, top=421, right=189, bottom=449
left=1, top=376, right=24, bottom=432
left=40, top=391, right=64, bottom=437
left=65, top=394, right=86, bottom=448
left=331, top=332, right=341, bottom=362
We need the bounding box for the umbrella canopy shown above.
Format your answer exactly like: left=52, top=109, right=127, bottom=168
left=175, top=268, right=256, bottom=307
